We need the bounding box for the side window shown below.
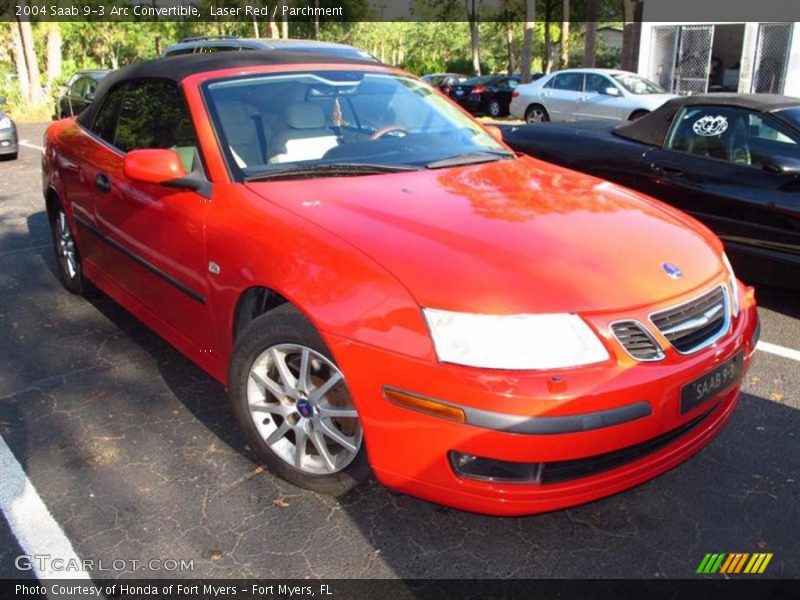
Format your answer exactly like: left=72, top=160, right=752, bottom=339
left=585, top=74, right=612, bottom=94
left=113, top=80, right=197, bottom=157
left=666, top=106, right=800, bottom=167
left=552, top=73, right=583, bottom=91
left=91, top=83, right=127, bottom=145
left=84, top=78, right=98, bottom=98
left=71, top=77, right=88, bottom=97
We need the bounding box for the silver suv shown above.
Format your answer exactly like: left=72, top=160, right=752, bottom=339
left=162, top=35, right=378, bottom=62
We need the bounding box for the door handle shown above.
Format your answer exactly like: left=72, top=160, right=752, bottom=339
left=95, top=173, right=111, bottom=193
left=650, top=163, right=683, bottom=176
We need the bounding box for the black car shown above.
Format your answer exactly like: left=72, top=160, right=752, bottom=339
left=502, top=94, right=800, bottom=288
left=56, top=70, right=111, bottom=118
left=0, top=96, right=18, bottom=160
left=421, top=72, right=468, bottom=94
left=449, top=74, right=533, bottom=118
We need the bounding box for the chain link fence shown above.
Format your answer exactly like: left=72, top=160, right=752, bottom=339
left=753, top=23, right=793, bottom=94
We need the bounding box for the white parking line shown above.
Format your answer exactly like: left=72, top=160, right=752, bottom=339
left=0, top=434, right=91, bottom=580
left=18, top=140, right=44, bottom=152
left=757, top=341, right=800, bottom=362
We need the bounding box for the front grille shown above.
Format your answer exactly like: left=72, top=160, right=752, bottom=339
left=540, top=404, right=717, bottom=484
left=651, top=286, right=728, bottom=353
left=611, top=321, right=664, bottom=361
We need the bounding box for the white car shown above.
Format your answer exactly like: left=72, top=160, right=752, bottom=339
left=510, top=68, right=676, bottom=124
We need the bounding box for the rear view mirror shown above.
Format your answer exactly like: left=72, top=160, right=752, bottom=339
left=123, top=148, right=211, bottom=198
left=763, top=156, right=800, bottom=176
left=124, top=149, right=187, bottom=184
left=604, top=87, right=621, bottom=97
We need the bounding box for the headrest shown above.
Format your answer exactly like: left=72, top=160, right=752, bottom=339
left=286, top=103, right=326, bottom=130
left=216, top=101, right=254, bottom=128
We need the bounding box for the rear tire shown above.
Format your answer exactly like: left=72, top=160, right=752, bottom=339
left=49, top=200, right=85, bottom=295
left=525, top=104, right=550, bottom=123
left=487, top=99, right=502, bottom=118
left=228, top=305, right=371, bottom=496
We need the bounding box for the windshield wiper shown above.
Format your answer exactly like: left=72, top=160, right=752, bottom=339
left=244, top=163, right=419, bottom=182
left=425, top=151, right=514, bottom=169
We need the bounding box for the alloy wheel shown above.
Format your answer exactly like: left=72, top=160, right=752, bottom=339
left=56, top=210, right=78, bottom=279
left=526, top=107, right=547, bottom=123
left=246, top=343, right=362, bottom=475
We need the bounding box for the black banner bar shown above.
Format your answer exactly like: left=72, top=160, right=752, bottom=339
left=4, top=579, right=800, bottom=600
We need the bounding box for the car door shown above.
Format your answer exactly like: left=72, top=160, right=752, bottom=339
left=577, top=74, right=626, bottom=121
left=541, top=72, right=583, bottom=121
left=83, top=79, right=217, bottom=352
left=64, top=77, right=88, bottom=116
left=637, top=105, right=800, bottom=270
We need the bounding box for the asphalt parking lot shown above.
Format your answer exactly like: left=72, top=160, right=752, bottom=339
left=1, top=122, right=798, bottom=580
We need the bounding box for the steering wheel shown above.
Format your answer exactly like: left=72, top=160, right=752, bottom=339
left=369, top=125, right=409, bottom=141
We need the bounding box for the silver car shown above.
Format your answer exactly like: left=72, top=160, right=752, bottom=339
left=509, top=68, right=676, bottom=124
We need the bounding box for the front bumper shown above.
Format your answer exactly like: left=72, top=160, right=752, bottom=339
left=0, top=126, right=18, bottom=155
left=327, top=288, right=758, bottom=516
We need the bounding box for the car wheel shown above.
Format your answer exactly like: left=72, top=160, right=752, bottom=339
left=228, top=305, right=371, bottom=496
left=629, top=109, right=649, bottom=121
left=525, top=104, right=549, bottom=123
left=487, top=100, right=501, bottom=118
left=50, top=201, right=85, bottom=294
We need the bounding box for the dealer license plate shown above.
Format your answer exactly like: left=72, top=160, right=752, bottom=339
left=680, top=351, right=743, bottom=414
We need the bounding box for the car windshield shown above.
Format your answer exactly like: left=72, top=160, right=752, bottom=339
left=611, top=74, right=664, bottom=95
left=204, top=70, right=510, bottom=178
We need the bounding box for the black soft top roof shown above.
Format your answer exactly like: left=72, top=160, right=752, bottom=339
left=614, top=93, right=800, bottom=146
left=77, top=51, right=381, bottom=127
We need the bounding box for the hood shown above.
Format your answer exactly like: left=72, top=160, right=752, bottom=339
left=246, top=157, right=723, bottom=315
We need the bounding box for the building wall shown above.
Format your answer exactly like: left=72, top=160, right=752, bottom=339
left=637, top=21, right=800, bottom=95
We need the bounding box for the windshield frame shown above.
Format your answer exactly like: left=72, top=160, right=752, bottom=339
left=201, top=69, right=510, bottom=182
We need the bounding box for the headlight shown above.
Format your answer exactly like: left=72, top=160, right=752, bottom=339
left=422, top=309, right=609, bottom=370
left=722, top=253, right=740, bottom=317
left=0, top=116, right=11, bottom=129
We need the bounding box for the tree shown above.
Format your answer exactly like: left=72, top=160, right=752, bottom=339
left=465, top=0, right=482, bottom=76
left=621, top=0, right=642, bottom=71
left=560, top=0, right=569, bottom=68
left=10, top=22, right=30, bottom=100
left=16, top=14, right=42, bottom=103
left=520, top=0, right=535, bottom=82
left=583, top=0, right=598, bottom=68
left=282, top=1, right=289, bottom=39
left=46, top=23, right=62, bottom=86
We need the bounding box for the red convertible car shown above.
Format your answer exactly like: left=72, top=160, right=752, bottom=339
left=43, top=53, right=759, bottom=516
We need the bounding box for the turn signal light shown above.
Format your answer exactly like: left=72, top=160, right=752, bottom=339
left=384, top=388, right=466, bottom=423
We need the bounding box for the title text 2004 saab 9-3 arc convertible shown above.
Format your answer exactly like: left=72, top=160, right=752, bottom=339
left=43, top=52, right=760, bottom=516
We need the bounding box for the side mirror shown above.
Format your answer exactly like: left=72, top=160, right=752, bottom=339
left=763, top=155, right=800, bottom=177
left=604, top=87, right=621, bottom=97
left=124, top=149, right=187, bottom=184
left=123, top=148, right=212, bottom=198
left=483, top=124, right=504, bottom=143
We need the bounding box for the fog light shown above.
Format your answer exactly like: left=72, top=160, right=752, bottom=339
left=449, top=451, right=542, bottom=483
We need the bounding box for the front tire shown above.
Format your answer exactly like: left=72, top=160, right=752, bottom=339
left=525, top=104, right=550, bottom=123
left=228, top=305, right=370, bottom=496
left=50, top=201, right=85, bottom=294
